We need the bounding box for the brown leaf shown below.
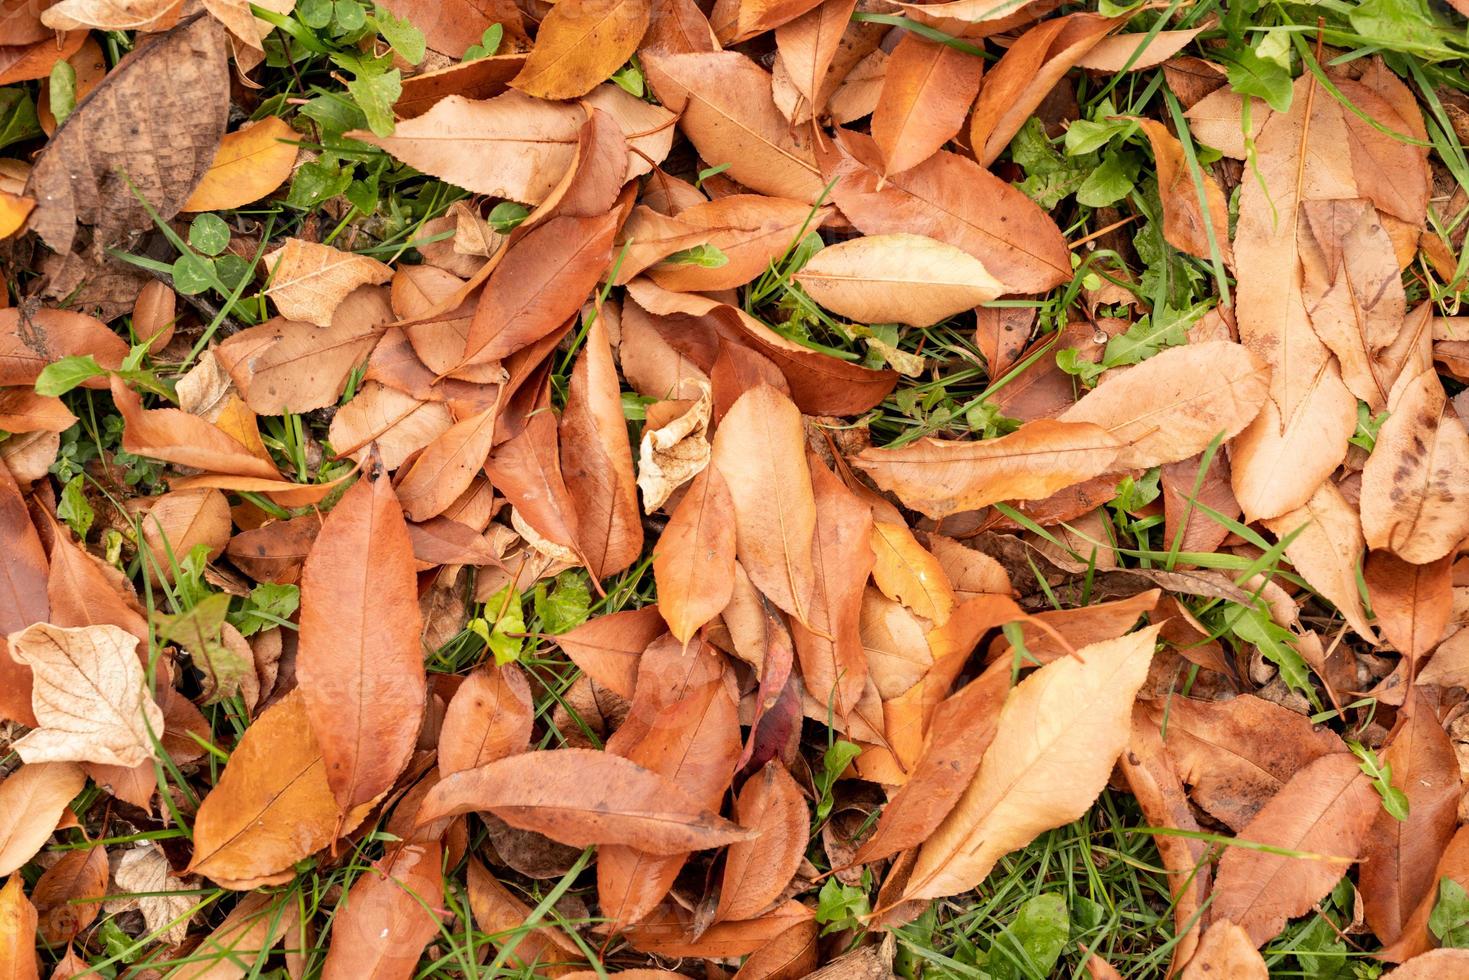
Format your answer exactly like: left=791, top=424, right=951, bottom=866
left=1060, top=341, right=1268, bottom=469
left=637, top=382, right=712, bottom=511
left=600, top=636, right=741, bottom=927
left=0, top=763, right=86, bottom=877
left=188, top=690, right=346, bottom=886
left=463, top=211, right=617, bottom=365
left=416, top=748, right=753, bottom=853
left=712, top=385, right=818, bottom=626
left=717, top=762, right=809, bottom=922
left=1210, top=753, right=1377, bottom=946
left=0, top=308, right=128, bottom=390
left=1384, top=950, right=1469, bottom=978
left=789, top=457, right=872, bottom=720
left=626, top=900, right=814, bottom=958
left=31, top=846, right=106, bottom=945
left=772, top=0, right=857, bottom=122
left=794, top=233, right=1003, bottom=328
left=849, top=661, right=1011, bottom=866
left=24, top=13, right=228, bottom=258
left=0, top=875, right=38, bottom=980
left=649, top=196, right=824, bottom=293
left=486, top=407, right=584, bottom=560
left=182, top=116, right=299, bottom=212
left=466, top=858, right=585, bottom=972
left=298, top=455, right=425, bottom=812
left=1179, top=921, right=1267, bottom=979
left=555, top=606, right=666, bottom=699
left=262, top=239, right=392, bottom=328
left=643, top=51, right=824, bottom=202
left=330, top=382, right=455, bottom=472
left=512, top=0, right=651, bottom=100
left=654, top=466, right=736, bottom=643
left=1229, top=73, right=1359, bottom=521
left=1134, top=117, right=1232, bottom=264
left=0, top=457, right=47, bottom=727
left=1360, top=367, right=1469, bottom=563
left=321, top=842, right=443, bottom=980
left=225, top=512, right=322, bottom=585
left=1361, top=688, right=1460, bottom=944
left=1365, top=550, right=1453, bottom=664
left=1143, top=694, right=1346, bottom=832
left=110, top=376, right=281, bottom=481
left=869, top=520, right=955, bottom=626
left=396, top=405, right=499, bottom=523
left=438, top=663, right=534, bottom=775
left=561, top=313, right=643, bottom=579
left=822, top=131, right=1070, bottom=294
left=871, top=34, right=982, bottom=177
left=906, top=626, right=1159, bottom=899
left=1380, top=825, right=1469, bottom=962
left=1073, top=26, right=1205, bottom=72
left=171, top=891, right=302, bottom=980
left=7, top=623, right=162, bottom=768
left=1120, top=705, right=1210, bottom=974
left=969, top=13, right=1118, bottom=167
left=850, top=419, right=1123, bottom=520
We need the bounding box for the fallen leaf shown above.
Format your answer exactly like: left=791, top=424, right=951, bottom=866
left=561, top=313, right=643, bottom=579
left=1228, top=73, right=1359, bottom=521
left=320, top=842, right=443, bottom=979
left=6, top=623, right=162, bottom=768
left=182, top=116, right=298, bottom=212
left=113, top=844, right=196, bottom=945
left=1365, top=550, right=1453, bottom=664
left=822, top=131, right=1071, bottom=294
left=1179, top=921, right=1267, bottom=979
left=0, top=457, right=47, bottom=727
left=1134, top=117, right=1232, bottom=264
left=637, top=382, right=712, bottom=512
left=654, top=466, right=736, bottom=643
left=511, top=0, right=651, bottom=100
left=24, top=13, right=228, bottom=259
left=466, top=858, right=585, bottom=972
left=298, top=454, right=426, bottom=812
left=1074, top=26, right=1204, bottom=72
left=850, top=419, right=1123, bottom=520
left=1360, top=367, right=1469, bottom=563
left=1385, top=950, right=1469, bottom=977
left=795, top=233, right=1004, bottom=328
left=0, top=875, right=38, bottom=980
left=1261, top=481, right=1377, bottom=642
left=188, top=690, right=345, bottom=886
left=869, top=520, right=955, bottom=626
left=1209, top=752, right=1377, bottom=947
left=0, top=763, right=86, bottom=877
left=438, top=663, right=534, bottom=775
left=643, top=50, right=825, bottom=202
left=395, top=405, right=500, bottom=523
left=772, top=0, right=857, bottom=122
left=263, top=239, right=392, bottom=328
left=717, top=761, right=809, bottom=922
left=31, top=846, right=107, bottom=945
left=555, top=606, right=666, bottom=700
left=171, top=891, right=302, bottom=980
left=649, top=196, right=823, bottom=293
left=870, top=33, right=983, bottom=177
left=416, top=748, right=754, bottom=853
left=905, top=626, right=1159, bottom=899
left=712, top=385, right=818, bottom=626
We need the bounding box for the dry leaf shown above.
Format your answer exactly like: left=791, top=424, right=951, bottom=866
left=1365, top=551, right=1453, bottom=664
left=654, top=466, right=736, bottom=643
left=113, top=844, right=195, bottom=945
left=182, top=116, right=298, bottom=212
left=717, top=761, right=809, bottom=922
left=638, top=383, right=712, bottom=512
left=1179, top=921, right=1267, bottom=979
left=1209, top=752, right=1377, bottom=946
left=7, top=623, right=162, bottom=768
left=712, top=385, right=818, bottom=626
left=850, top=419, right=1123, bottom=520
left=263, top=239, right=393, bottom=328
left=1262, top=481, right=1376, bottom=642
left=31, top=846, right=107, bottom=946
left=870, top=34, right=983, bottom=177
left=438, top=663, right=534, bottom=775
left=1134, top=117, right=1232, bottom=264
left=905, top=626, right=1159, bottom=899
left=0, top=874, right=38, bottom=980
left=416, top=748, right=754, bottom=853
left=321, top=842, right=443, bottom=979
left=0, top=763, right=86, bottom=877
left=511, top=0, right=651, bottom=100
left=298, top=454, right=426, bottom=812
left=795, top=233, right=1003, bottom=328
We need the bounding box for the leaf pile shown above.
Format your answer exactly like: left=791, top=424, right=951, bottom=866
left=2, top=0, right=1469, bottom=978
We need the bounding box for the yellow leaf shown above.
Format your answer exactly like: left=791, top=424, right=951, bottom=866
left=183, top=117, right=299, bottom=212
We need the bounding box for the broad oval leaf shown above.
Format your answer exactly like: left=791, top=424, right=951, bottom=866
left=795, top=233, right=1003, bottom=328
left=512, top=0, right=652, bottom=100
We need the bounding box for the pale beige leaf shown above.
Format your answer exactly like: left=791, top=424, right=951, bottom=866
left=112, top=845, right=195, bottom=945
left=1262, top=481, right=1376, bottom=641
left=263, top=239, right=392, bottom=328
left=1062, top=341, right=1269, bottom=469
left=7, top=623, right=164, bottom=768
left=904, top=626, right=1159, bottom=899
left=795, top=233, right=1003, bottom=328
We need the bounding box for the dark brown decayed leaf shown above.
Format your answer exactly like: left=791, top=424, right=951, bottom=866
left=1209, top=753, right=1378, bottom=947
left=415, top=748, right=753, bottom=853
left=25, top=13, right=229, bottom=258
left=298, top=456, right=426, bottom=812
